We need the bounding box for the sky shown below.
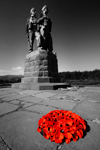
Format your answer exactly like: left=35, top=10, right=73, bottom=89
left=0, top=0, right=100, bottom=75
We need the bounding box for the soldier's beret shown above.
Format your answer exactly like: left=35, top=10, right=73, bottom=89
left=42, top=5, right=48, bottom=11
left=30, top=7, right=36, bottom=14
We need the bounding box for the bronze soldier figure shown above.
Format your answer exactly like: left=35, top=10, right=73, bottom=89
left=26, top=7, right=37, bottom=53
left=37, top=5, right=53, bottom=52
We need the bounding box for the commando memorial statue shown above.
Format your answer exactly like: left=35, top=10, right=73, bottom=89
left=26, top=5, right=53, bottom=53
left=12, top=5, right=70, bottom=90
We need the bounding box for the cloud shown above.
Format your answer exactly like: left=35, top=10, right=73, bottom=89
left=12, top=67, right=23, bottom=71
left=0, top=67, right=24, bottom=76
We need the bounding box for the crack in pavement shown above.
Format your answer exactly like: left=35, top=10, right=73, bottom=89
left=0, top=136, right=12, bottom=150
left=0, top=99, right=48, bottom=118
left=0, top=106, right=21, bottom=118
left=22, top=109, right=43, bottom=114
left=71, top=97, right=87, bottom=112
left=34, top=103, right=70, bottom=110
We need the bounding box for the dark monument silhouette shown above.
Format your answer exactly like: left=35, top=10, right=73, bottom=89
left=12, top=6, right=70, bottom=90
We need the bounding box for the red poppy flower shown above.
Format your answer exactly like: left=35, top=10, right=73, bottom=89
left=37, top=110, right=87, bottom=145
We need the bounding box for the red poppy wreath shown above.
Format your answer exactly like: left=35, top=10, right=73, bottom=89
left=37, top=110, right=86, bottom=145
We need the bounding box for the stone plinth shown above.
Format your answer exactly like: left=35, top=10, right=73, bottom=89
left=12, top=49, right=70, bottom=90
left=22, top=49, right=59, bottom=83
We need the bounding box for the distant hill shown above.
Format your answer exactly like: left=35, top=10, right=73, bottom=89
left=0, top=75, right=24, bottom=84
left=0, top=75, right=23, bottom=78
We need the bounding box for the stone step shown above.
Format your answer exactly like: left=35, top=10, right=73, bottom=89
left=11, top=82, right=71, bottom=90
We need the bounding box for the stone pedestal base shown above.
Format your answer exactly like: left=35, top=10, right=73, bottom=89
left=12, top=82, right=70, bottom=90
left=12, top=49, right=70, bottom=90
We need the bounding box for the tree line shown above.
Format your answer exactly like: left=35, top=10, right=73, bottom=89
left=58, top=69, right=100, bottom=85
left=0, top=75, right=23, bottom=84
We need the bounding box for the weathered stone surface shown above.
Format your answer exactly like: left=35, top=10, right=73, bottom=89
left=24, top=50, right=58, bottom=72
left=0, top=103, right=19, bottom=116
left=24, top=66, right=39, bottom=72
left=12, top=83, right=30, bottom=90
left=25, top=104, right=58, bottom=114
left=1, top=88, right=22, bottom=93
left=25, top=57, right=57, bottom=74
left=25, top=60, right=44, bottom=67
left=19, top=96, right=44, bottom=103
left=43, top=60, right=48, bottom=66
left=29, top=83, right=69, bottom=90
left=24, top=62, right=32, bottom=68
left=22, top=102, right=34, bottom=108
left=39, top=99, right=76, bottom=110
left=0, top=111, right=56, bottom=150
left=2, top=93, right=28, bottom=101
left=61, top=120, right=100, bottom=150
left=35, top=60, right=44, bottom=66
left=24, top=71, right=58, bottom=78
left=33, top=92, right=57, bottom=99
left=19, top=90, right=42, bottom=95
left=22, top=77, right=53, bottom=83
left=25, top=50, right=48, bottom=62
left=0, top=87, right=100, bottom=150
left=39, top=65, right=48, bottom=71
left=24, top=65, right=48, bottom=72
left=10, top=100, right=20, bottom=105
left=0, top=88, right=22, bottom=96
left=12, top=82, right=70, bottom=90
left=0, top=93, right=18, bottom=99
left=82, top=91, right=100, bottom=102
left=24, top=71, right=43, bottom=77
left=0, top=91, right=8, bottom=96
left=43, top=71, right=50, bottom=76
left=75, top=100, right=100, bottom=120
left=36, top=54, right=48, bottom=61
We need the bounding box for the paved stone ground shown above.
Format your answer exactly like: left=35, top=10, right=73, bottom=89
left=0, top=87, right=100, bottom=150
